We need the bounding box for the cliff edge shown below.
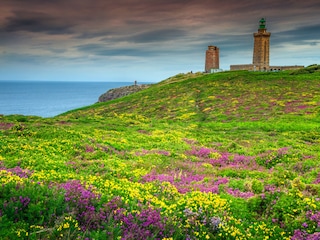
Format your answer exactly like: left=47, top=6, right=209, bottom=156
left=98, top=84, right=151, bottom=102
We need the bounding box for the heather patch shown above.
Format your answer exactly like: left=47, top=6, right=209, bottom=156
left=0, top=122, right=15, bottom=130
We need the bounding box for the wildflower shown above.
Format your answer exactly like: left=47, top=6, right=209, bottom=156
left=210, top=216, right=221, bottom=232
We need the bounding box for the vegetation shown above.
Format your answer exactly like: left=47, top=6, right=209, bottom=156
left=1, top=69, right=320, bottom=239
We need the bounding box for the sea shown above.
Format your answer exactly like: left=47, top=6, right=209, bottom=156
left=0, top=81, right=138, bottom=118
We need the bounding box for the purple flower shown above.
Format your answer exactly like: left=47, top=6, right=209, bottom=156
left=226, top=188, right=254, bottom=199
left=142, top=170, right=227, bottom=194
left=313, top=172, right=320, bottom=184
left=277, top=147, right=290, bottom=155
left=292, top=229, right=307, bottom=240
left=188, top=147, right=214, bottom=158
left=210, top=216, right=221, bottom=231
left=306, top=210, right=320, bottom=227
left=135, top=149, right=170, bottom=156
left=292, top=230, right=320, bottom=240
left=113, top=206, right=170, bottom=239
left=0, top=166, right=33, bottom=178
left=297, top=105, right=308, bottom=109
left=60, top=180, right=101, bottom=230
left=0, top=122, right=15, bottom=130
left=19, top=196, right=30, bottom=207
left=85, top=145, right=95, bottom=152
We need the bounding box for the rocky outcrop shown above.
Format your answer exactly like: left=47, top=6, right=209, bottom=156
left=98, top=84, right=151, bottom=102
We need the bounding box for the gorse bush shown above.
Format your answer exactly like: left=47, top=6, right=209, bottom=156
left=1, top=70, right=320, bottom=239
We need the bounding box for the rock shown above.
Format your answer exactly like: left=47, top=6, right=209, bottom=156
left=98, top=84, right=151, bottom=102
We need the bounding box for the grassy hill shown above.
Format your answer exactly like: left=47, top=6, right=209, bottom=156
left=1, top=69, right=320, bottom=239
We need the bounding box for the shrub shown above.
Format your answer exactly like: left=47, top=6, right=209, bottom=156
left=0, top=181, right=66, bottom=227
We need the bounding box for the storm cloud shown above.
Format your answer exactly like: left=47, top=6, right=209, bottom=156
left=4, top=11, right=74, bottom=34
left=0, top=0, right=319, bottom=81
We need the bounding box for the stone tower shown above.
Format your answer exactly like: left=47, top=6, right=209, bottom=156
left=205, top=45, right=219, bottom=72
left=253, top=18, right=271, bottom=71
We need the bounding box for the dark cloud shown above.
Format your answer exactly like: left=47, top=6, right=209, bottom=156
left=76, top=43, right=154, bottom=57
left=0, top=0, right=319, bottom=81
left=98, top=29, right=188, bottom=43
left=271, top=24, right=320, bottom=47
left=76, top=30, right=116, bottom=39
left=280, top=24, right=320, bottom=41
left=4, top=11, right=74, bottom=34
left=76, top=42, right=190, bottom=58
left=130, top=29, right=187, bottom=43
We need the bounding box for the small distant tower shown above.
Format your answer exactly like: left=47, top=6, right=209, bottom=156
left=253, top=18, right=271, bottom=71
left=205, top=45, right=219, bottom=72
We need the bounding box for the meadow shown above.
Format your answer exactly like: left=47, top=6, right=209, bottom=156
left=1, top=67, right=320, bottom=239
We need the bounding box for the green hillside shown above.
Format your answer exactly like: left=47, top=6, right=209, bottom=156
left=1, top=69, right=320, bottom=239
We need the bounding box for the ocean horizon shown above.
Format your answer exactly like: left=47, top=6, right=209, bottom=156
left=0, top=81, right=143, bottom=118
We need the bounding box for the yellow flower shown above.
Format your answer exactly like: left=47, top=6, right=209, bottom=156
left=30, top=225, right=44, bottom=230
left=63, top=222, right=70, bottom=229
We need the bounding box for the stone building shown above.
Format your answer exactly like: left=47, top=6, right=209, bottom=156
left=253, top=18, right=271, bottom=71
left=230, top=18, right=304, bottom=71
left=205, top=45, right=220, bottom=72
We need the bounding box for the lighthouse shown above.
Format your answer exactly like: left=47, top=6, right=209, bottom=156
left=252, top=18, right=271, bottom=71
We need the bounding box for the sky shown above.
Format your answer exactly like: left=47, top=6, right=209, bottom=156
left=0, top=0, right=319, bottom=82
